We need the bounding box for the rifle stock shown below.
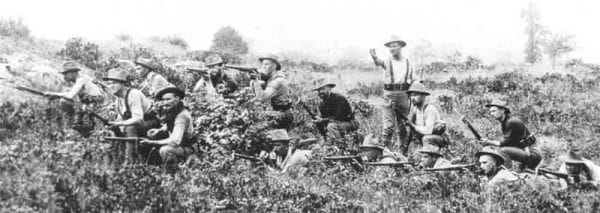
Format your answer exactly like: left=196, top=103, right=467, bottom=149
left=16, top=86, right=74, bottom=102
left=461, top=117, right=482, bottom=140
left=537, top=168, right=569, bottom=179
left=102, top=137, right=148, bottom=142
left=225, top=65, right=258, bottom=73
left=424, top=163, right=477, bottom=172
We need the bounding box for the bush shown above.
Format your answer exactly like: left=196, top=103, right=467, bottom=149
left=0, top=17, right=30, bottom=39
left=58, top=37, right=102, bottom=70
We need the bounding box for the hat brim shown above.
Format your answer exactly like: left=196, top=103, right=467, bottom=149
left=102, top=77, right=127, bottom=83
left=259, top=57, right=281, bottom=71
left=476, top=151, right=505, bottom=165
left=417, top=150, right=442, bottom=157
left=155, top=87, right=186, bottom=100
left=384, top=40, right=407, bottom=47
left=206, top=62, right=224, bottom=67
left=407, top=91, right=430, bottom=96
left=134, top=61, right=155, bottom=70
left=61, top=68, right=80, bottom=74
left=313, top=83, right=336, bottom=91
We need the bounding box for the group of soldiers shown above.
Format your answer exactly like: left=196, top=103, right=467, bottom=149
left=32, top=35, right=600, bottom=190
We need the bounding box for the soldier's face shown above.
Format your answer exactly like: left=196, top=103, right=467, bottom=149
left=419, top=153, right=437, bottom=168
left=317, top=87, right=331, bottom=99
left=359, top=148, right=382, bottom=162
left=273, top=142, right=288, bottom=156
left=63, top=72, right=78, bottom=83
left=566, top=163, right=583, bottom=176
left=106, top=81, right=124, bottom=95
left=136, top=65, right=150, bottom=76
left=260, top=59, right=277, bottom=74
left=489, top=106, right=504, bottom=120
left=410, top=93, right=426, bottom=105
left=161, top=93, right=180, bottom=110
left=479, top=155, right=498, bottom=176
left=387, top=42, right=403, bottom=56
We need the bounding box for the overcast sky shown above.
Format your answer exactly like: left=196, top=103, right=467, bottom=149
left=2, top=0, right=599, bottom=64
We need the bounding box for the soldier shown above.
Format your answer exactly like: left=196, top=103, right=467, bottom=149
left=141, top=87, right=195, bottom=169
left=104, top=68, right=161, bottom=163
left=557, top=149, right=600, bottom=189
left=416, top=145, right=451, bottom=169
left=359, top=134, right=407, bottom=163
left=135, top=57, right=173, bottom=97
left=259, top=129, right=312, bottom=173
left=45, top=61, right=105, bottom=134
left=312, top=82, right=358, bottom=141
left=251, top=54, right=293, bottom=130
left=479, top=100, right=542, bottom=170
left=369, top=35, right=418, bottom=154
left=405, top=82, right=442, bottom=145
left=476, top=147, right=518, bottom=187
left=204, top=54, right=242, bottom=96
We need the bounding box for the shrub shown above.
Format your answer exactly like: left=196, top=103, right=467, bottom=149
left=0, top=17, right=30, bottom=39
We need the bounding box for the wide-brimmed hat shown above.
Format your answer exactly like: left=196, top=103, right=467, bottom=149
left=205, top=55, right=225, bottom=67
left=407, top=82, right=430, bottom=96
left=268, top=129, right=291, bottom=142
left=561, top=149, right=585, bottom=165
left=155, top=87, right=185, bottom=100
left=103, top=68, right=129, bottom=82
left=61, top=61, right=81, bottom=74
left=134, top=57, right=158, bottom=70
left=422, top=135, right=448, bottom=148
left=359, top=134, right=384, bottom=150
left=313, top=83, right=336, bottom=91
left=258, top=54, right=281, bottom=71
left=384, top=35, right=407, bottom=48
left=485, top=99, right=511, bottom=113
left=476, top=147, right=509, bottom=166
left=417, top=145, right=443, bottom=157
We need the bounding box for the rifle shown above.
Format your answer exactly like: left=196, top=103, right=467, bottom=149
left=102, top=137, right=148, bottom=142
left=298, top=100, right=318, bottom=119
left=365, top=161, right=414, bottom=167
left=461, top=116, right=482, bottom=140
left=232, top=152, right=264, bottom=163
left=294, top=138, right=318, bottom=149
left=323, top=155, right=364, bottom=171
left=88, top=111, right=123, bottom=136
left=16, top=86, right=73, bottom=102
left=298, top=100, right=327, bottom=137
left=537, top=168, right=569, bottom=179
left=186, top=67, right=209, bottom=74
left=424, top=163, right=477, bottom=172
left=225, top=65, right=258, bottom=74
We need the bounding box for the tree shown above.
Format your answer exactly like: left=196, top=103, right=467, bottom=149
left=543, top=32, right=575, bottom=68
left=210, top=26, right=249, bottom=55
left=410, top=39, right=436, bottom=65
left=521, top=2, right=545, bottom=64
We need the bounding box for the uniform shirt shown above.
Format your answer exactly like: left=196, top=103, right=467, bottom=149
left=433, top=158, right=452, bottom=168
left=500, top=115, right=531, bottom=148
left=410, top=104, right=441, bottom=135
left=115, top=88, right=152, bottom=125
left=374, top=57, right=417, bottom=84
left=487, top=168, right=519, bottom=187
left=160, top=109, right=194, bottom=147
left=140, top=72, right=172, bottom=96
left=255, top=71, right=291, bottom=108
left=58, top=74, right=103, bottom=99
left=319, top=92, right=354, bottom=122
left=279, top=149, right=312, bottom=173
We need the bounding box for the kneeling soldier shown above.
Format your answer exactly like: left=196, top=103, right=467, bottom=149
left=313, top=82, right=358, bottom=142
left=141, top=87, right=195, bottom=168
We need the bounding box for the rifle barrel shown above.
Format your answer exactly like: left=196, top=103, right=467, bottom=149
left=323, top=155, right=361, bottom=161
left=366, top=161, right=414, bottom=166
left=103, top=137, right=148, bottom=142
left=424, top=163, right=477, bottom=171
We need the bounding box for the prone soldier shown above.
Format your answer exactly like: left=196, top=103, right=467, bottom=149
left=556, top=149, right=600, bottom=189
left=259, top=129, right=312, bottom=173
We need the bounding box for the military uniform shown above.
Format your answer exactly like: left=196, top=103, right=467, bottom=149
left=253, top=55, right=293, bottom=130
left=314, top=83, right=358, bottom=141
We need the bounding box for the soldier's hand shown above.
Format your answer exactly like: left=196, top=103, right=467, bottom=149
left=259, top=150, right=269, bottom=160
left=140, top=139, right=154, bottom=145
left=147, top=128, right=160, bottom=138
left=369, top=49, right=378, bottom=59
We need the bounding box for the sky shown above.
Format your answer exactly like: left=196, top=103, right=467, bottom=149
left=2, top=0, right=600, bottom=64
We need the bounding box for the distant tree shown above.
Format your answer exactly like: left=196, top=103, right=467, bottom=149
left=410, top=39, right=436, bottom=65
left=543, top=32, right=575, bottom=68
left=521, top=2, right=545, bottom=64
left=150, top=35, right=189, bottom=50
left=210, top=26, right=249, bottom=55
left=0, top=17, right=30, bottom=39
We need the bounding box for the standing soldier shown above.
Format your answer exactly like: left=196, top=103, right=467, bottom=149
left=416, top=145, right=451, bottom=169
left=45, top=61, right=105, bottom=133
left=135, top=57, right=173, bottom=97
left=104, top=68, right=161, bottom=163
left=312, top=82, right=358, bottom=141
left=251, top=54, right=293, bottom=130
left=476, top=147, right=518, bottom=187
left=141, top=87, right=195, bottom=170
left=369, top=35, right=417, bottom=155
left=480, top=100, right=542, bottom=170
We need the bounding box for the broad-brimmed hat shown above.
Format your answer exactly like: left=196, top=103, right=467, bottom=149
left=258, top=54, right=281, bottom=71
left=485, top=99, right=511, bottom=113
left=103, top=68, right=129, bottom=83
left=313, top=83, right=336, bottom=91
left=155, top=87, right=185, bottom=100
left=61, top=61, right=81, bottom=74
left=205, top=55, right=225, bottom=67
left=476, top=147, right=509, bottom=166
left=561, top=149, right=585, bottom=165
left=268, top=129, right=291, bottom=142
left=384, top=35, right=407, bottom=48
left=422, top=135, right=448, bottom=148
left=134, top=57, right=158, bottom=70
left=359, top=134, right=384, bottom=151
left=407, top=82, right=430, bottom=96
left=416, top=145, right=443, bottom=157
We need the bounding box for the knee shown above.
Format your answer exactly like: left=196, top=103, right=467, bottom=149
left=159, top=145, right=175, bottom=159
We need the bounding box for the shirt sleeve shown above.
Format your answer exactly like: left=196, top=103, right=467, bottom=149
left=121, top=90, right=145, bottom=125
left=413, top=105, right=440, bottom=135
left=160, top=112, right=190, bottom=146
left=255, top=78, right=282, bottom=101
left=332, top=95, right=352, bottom=121
left=152, top=75, right=171, bottom=91
left=58, top=77, right=86, bottom=99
